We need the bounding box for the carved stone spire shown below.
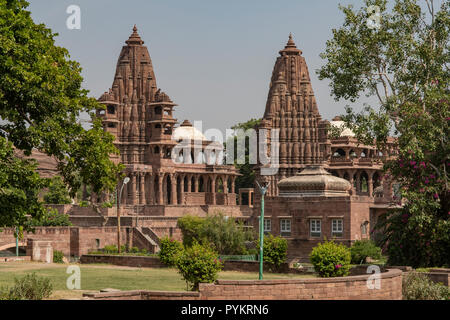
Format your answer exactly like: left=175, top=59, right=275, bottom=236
left=257, top=34, right=331, bottom=196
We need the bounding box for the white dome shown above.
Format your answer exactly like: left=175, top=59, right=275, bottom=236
left=172, top=121, right=206, bottom=141
left=329, top=120, right=355, bottom=137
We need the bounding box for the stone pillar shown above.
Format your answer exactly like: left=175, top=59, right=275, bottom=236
left=171, top=174, right=177, bottom=205
left=194, top=175, right=199, bottom=192
left=349, top=171, right=355, bottom=196
left=158, top=174, right=164, bottom=205
left=187, top=175, right=192, bottom=193
left=231, top=177, right=236, bottom=194
left=139, top=172, right=145, bottom=204
left=223, top=176, right=228, bottom=194
left=180, top=175, right=185, bottom=205
left=211, top=175, right=216, bottom=205
left=355, top=171, right=361, bottom=194
left=368, top=171, right=374, bottom=197
left=130, top=173, right=137, bottom=204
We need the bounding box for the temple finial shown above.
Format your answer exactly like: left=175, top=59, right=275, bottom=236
left=126, top=24, right=144, bottom=45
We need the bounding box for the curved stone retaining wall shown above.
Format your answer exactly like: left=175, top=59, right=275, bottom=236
left=84, top=268, right=402, bottom=300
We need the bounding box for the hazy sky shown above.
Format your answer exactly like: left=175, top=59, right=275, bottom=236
left=27, top=0, right=381, bottom=133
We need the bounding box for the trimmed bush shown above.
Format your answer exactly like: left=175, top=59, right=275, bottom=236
left=350, top=239, right=382, bottom=264
left=403, top=271, right=450, bottom=300
left=310, top=240, right=351, bottom=277
left=258, top=234, right=288, bottom=270
left=159, top=237, right=183, bottom=266
left=0, top=273, right=52, bottom=300
left=53, top=250, right=64, bottom=263
left=178, top=213, right=254, bottom=255
left=177, top=215, right=205, bottom=248
left=175, top=242, right=223, bottom=291
left=103, top=245, right=118, bottom=254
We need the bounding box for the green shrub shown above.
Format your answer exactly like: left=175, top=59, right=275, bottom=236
left=0, top=273, right=52, bottom=300
left=129, top=246, right=140, bottom=254
left=177, top=215, right=206, bottom=248
left=175, top=242, right=223, bottom=291
left=159, top=237, right=183, bottom=266
left=257, top=234, right=287, bottom=270
left=310, top=240, right=351, bottom=277
left=43, top=176, right=72, bottom=204
left=350, top=239, right=382, bottom=264
left=26, top=208, right=72, bottom=227
left=403, top=271, right=450, bottom=300
left=103, top=245, right=118, bottom=254
left=53, top=250, right=64, bottom=263
left=178, top=213, right=254, bottom=255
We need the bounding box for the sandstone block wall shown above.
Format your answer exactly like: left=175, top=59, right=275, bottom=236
left=84, top=269, right=403, bottom=300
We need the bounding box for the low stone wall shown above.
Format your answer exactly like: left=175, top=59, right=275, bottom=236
left=425, top=272, right=450, bottom=287
left=223, top=260, right=310, bottom=274
left=0, top=256, right=31, bottom=263
left=80, top=254, right=166, bottom=268
left=84, top=268, right=403, bottom=300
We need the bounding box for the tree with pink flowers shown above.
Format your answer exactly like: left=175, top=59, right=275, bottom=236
left=318, top=0, right=449, bottom=267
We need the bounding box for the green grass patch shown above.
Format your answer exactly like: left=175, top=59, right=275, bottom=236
left=0, top=262, right=316, bottom=299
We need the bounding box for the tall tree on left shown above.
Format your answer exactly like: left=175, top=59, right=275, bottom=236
left=0, top=0, right=123, bottom=229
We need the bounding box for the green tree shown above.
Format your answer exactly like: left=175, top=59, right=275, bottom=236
left=43, top=176, right=71, bottom=204
left=0, top=137, right=47, bottom=228
left=318, top=0, right=449, bottom=267
left=224, top=118, right=261, bottom=191
left=175, top=242, right=223, bottom=291
left=25, top=208, right=72, bottom=227
left=0, top=0, right=124, bottom=229
left=257, top=234, right=288, bottom=270
left=178, top=213, right=254, bottom=255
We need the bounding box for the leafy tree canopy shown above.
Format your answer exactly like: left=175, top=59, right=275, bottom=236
left=0, top=0, right=124, bottom=228
left=224, top=118, right=261, bottom=190
left=318, top=0, right=449, bottom=267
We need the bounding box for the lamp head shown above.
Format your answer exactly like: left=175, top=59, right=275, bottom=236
left=123, top=177, right=130, bottom=184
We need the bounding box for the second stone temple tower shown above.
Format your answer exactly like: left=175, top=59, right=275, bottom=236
left=257, top=35, right=331, bottom=196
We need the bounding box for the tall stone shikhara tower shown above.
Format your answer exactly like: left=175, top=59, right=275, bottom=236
left=97, top=26, right=239, bottom=207
left=257, top=35, right=331, bottom=196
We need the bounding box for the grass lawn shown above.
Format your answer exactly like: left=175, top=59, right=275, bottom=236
left=0, top=261, right=316, bottom=300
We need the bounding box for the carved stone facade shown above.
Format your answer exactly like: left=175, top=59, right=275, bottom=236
left=250, top=35, right=398, bottom=259
left=97, top=26, right=239, bottom=208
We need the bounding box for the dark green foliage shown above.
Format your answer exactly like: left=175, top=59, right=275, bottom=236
left=310, top=240, right=351, bottom=277
left=257, top=234, right=288, bottom=269
left=0, top=273, right=52, bottom=300
left=178, top=213, right=254, bottom=255
left=53, top=250, right=64, bottom=263
left=43, top=176, right=72, bottom=204
left=0, top=0, right=124, bottom=230
left=103, top=245, right=118, bottom=254
left=177, top=215, right=205, bottom=248
left=350, top=240, right=382, bottom=264
left=0, top=137, right=48, bottom=228
left=175, top=242, right=223, bottom=291
left=402, top=271, right=450, bottom=300
left=26, top=208, right=72, bottom=227
left=318, top=0, right=450, bottom=267
left=224, top=118, right=261, bottom=190
left=158, top=237, right=183, bottom=266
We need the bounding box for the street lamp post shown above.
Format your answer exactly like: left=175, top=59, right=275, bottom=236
left=117, top=177, right=130, bottom=253
left=255, top=179, right=269, bottom=280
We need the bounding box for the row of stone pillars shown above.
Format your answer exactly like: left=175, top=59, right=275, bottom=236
left=119, top=172, right=237, bottom=205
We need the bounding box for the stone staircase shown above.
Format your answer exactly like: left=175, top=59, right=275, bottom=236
left=133, top=227, right=160, bottom=253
